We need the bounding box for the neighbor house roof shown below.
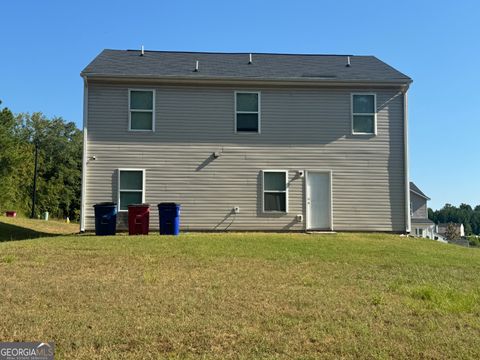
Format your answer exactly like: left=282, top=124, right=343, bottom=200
left=437, top=223, right=464, bottom=229
left=81, top=49, right=412, bottom=85
left=410, top=182, right=430, bottom=200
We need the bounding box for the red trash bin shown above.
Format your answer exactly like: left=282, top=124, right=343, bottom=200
left=128, top=204, right=150, bottom=235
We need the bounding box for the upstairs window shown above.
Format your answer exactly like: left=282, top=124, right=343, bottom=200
left=118, top=169, right=145, bottom=211
left=352, top=94, right=376, bottom=135
left=235, top=92, right=260, bottom=133
left=263, top=171, right=288, bottom=213
left=129, top=90, right=155, bottom=131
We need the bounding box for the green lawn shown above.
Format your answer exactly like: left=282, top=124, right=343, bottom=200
left=0, top=216, right=78, bottom=241
left=1, top=220, right=480, bottom=359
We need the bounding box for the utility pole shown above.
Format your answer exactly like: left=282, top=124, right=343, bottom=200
left=30, top=142, right=39, bottom=218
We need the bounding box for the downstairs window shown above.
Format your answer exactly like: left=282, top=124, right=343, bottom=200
left=118, top=169, right=145, bottom=211
left=263, top=171, right=288, bottom=212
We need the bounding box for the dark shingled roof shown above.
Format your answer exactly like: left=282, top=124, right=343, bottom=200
left=410, top=182, right=430, bottom=200
left=81, top=49, right=412, bottom=84
left=411, top=218, right=435, bottom=225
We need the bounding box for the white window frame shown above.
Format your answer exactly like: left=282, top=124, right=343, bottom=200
left=128, top=89, right=155, bottom=132
left=118, top=168, right=146, bottom=212
left=351, top=93, right=377, bottom=135
left=234, top=91, right=261, bottom=134
left=262, top=170, right=288, bottom=213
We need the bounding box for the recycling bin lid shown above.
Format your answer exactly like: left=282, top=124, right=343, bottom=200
left=93, top=202, right=117, bottom=207
left=128, top=203, right=150, bottom=208
left=157, top=202, right=180, bottom=206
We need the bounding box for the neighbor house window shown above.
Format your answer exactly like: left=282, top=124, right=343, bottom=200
left=129, top=90, right=155, bottom=131
left=235, top=91, right=260, bottom=133
left=118, top=169, right=145, bottom=211
left=352, top=93, right=376, bottom=135
left=263, top=171, right=288, bottom=212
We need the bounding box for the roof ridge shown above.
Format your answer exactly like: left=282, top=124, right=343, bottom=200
left=118, top=49, right=360, bottom=57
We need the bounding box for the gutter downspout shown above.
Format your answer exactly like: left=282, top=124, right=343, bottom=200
left=403, top=87, right=411, bottom=234
left=80, top=77, right=88, bottom=232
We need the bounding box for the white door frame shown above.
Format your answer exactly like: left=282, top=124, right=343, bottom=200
left=305, top=170, right=333, bottom=231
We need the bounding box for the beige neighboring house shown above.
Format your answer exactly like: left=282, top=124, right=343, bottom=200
left=436, top=223, right=465, bottom=239
left=80, top=49, right=412, bottom=232
left=410, top=182, right=437, bottom=239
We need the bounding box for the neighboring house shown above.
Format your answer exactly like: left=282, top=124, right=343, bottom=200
left=80, top=49, right=412, bottom=232
left=409, top=182, right=436, bottom=239
left=437, top=223, right=465, bottom=238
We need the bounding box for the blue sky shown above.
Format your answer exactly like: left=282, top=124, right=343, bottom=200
left=1, top=0, right=478, bottom=209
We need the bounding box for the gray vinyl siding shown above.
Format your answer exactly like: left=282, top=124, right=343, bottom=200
left=84, top=82, right=406, bottom=231
left=410, top=192, right=428, bottom=219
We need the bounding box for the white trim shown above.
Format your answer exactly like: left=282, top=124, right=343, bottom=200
left=262, top=170, right=288, bottom=213
left=128, top=89, right=155, bottom=131
left=305, top=170, right=333, bottom=231
left=117, top=169, right=146, bottom=212
left=80, top=78, right=88, bottom=232
left=234, top=91, right=261, bottom=134
left=83, top=73, right=411, bottom=88
left=404, top=90, right=411, bottom=233
left=351, top=93, right=377, bottom=135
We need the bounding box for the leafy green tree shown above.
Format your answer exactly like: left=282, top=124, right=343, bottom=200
left=0, top=101, right=82, bottom=220
left=17, top=112, right=82, bottom=219
left=472, top=212, right=480, bottom=235
left=459, top=203, right=473, bottom=212
left=0, top=103, right=33, bottom=213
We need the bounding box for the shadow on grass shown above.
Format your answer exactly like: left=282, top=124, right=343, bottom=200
left=0, top=222, right=56, bottom=242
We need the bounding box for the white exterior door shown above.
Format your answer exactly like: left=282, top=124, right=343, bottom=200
left=306, top=171, right=332, bottom=230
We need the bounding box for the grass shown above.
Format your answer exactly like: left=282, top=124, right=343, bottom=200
left=0, top=216, right=78, bottom=241
left=1, top=225, right=480, bottom=359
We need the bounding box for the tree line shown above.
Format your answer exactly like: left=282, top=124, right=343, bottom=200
left=429, top=203, right=480, bottom=236
left=0, top=101, right=82, bottom=220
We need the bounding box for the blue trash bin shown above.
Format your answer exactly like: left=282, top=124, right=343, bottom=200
left=157, top=203, right=181, bottom=235
left=93, top=202, right=117, bottom=236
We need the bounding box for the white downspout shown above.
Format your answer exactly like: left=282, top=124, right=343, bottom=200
left=80, top=77, right=88, bottom=232
left=403, top=88, right=411, bottom=233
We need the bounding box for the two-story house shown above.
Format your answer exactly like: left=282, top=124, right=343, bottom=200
left=80, top=49, right=412, bottom=232
left=410, top=182, right=436, bottom=238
